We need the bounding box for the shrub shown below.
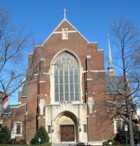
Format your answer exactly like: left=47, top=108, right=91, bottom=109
left=0, top=126, right=10, bottom=144
left=114, top=130, right=128, bottom=144
left=114, top=123, right=140, bottom=144
left=103, top=139, right=115, bottom=146
left=30, top=126, right=49, bottom=144
left=107, top=139, right=115, bottom=145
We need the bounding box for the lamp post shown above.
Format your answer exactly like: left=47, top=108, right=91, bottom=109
left=109, top=141, right=112, bottom=145
left=38, top=137, right=41, bottom=145
left=124, top=124, right=128, bottom=145
left=7, top=113, right=11, bottom=130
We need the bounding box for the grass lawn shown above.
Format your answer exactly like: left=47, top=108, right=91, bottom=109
left=0, top=143, right=51, bottom=146
left=0, top=143, right=130, bottom=146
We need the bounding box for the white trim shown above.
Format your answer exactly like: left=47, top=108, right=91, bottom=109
left=86, top=55, right=91, bottom=59
left=43, top=72, right=49, bottom=75
left=87, top=78, right=93, bottom=81
left=28, top=53, right=33, bottom=55
left=25, top=111, right=28, bottom=115
left=34, top=45, right=42, bottom=47
left=53, top=30, right=77, bottom=34
left=50, top=49, right=83, bottom=104
left=14, top=121, right=22, bottom=137
left=10, top=103, right=26, bottom=109
left=39, top=99, right=46, bottom=115
left=114, top=118, right=123, bottom=134
left=34, top=73, right=38, bottom=76
left=39, top=81, right=46, bottom=83
left=88, top=42, right=98, bottom=44
left=90, top=70, right=105, bottom=72
left=62, top=28, right=68, bottom=39
left=82, top=70, right=88, bottom=73
left=42, top=18, right=89, bottom=45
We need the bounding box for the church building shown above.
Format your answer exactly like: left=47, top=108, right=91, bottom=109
left=1, top=11, right=121, bottom=145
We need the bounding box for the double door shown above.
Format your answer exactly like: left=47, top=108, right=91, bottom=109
left=61, top=125, right=74, bottom=141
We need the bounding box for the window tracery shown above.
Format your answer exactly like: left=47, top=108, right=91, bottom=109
left=54, top=52, right=80, bottom=102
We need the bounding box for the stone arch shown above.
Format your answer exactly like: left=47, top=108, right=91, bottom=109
left=50, top=48, right=82, bottom=68
left=53, top=110, right=79, bottom=143
left=50, top=49, right=83, bottom=104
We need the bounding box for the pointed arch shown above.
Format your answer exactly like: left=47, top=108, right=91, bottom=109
left=50, top=48, right=82, bottom=68
left=51, top=49, right=81, bottom=102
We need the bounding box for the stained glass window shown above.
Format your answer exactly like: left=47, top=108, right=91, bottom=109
left=54, top=52, right=80, bottom=102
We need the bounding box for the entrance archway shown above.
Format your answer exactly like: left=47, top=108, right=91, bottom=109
left=54, top=110, right=79, bottom=143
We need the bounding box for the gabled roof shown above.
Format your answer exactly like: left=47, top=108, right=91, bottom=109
left=106, top=75, right=125, bottom=93
left=42, top=18, right=90, bottom=45
left=2, top=103, right=27, bottom=115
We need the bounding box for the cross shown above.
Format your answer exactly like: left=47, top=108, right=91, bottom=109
left=63, top=8, right=67, bottom=19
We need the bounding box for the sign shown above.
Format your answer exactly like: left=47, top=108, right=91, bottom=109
left=124, top=125, right=128, bottom=131
left=38, top=138, right=41, bottom=142
left=11, top=130, right=16, bottom=139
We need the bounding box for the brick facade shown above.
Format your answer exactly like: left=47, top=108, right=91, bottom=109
left=1, top=18, right=117, bottom=145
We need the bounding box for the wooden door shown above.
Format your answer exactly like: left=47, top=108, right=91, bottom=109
left=61, top=125, right=74, bottom=141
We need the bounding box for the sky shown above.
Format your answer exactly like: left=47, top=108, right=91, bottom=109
left=0, top=0, right=140, bottom=104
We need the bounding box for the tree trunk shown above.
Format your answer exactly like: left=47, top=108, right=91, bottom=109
left=129, top=112, right=135, bottom=146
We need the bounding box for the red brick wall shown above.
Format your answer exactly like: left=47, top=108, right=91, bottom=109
left=16, top=19, right=115, bottom=143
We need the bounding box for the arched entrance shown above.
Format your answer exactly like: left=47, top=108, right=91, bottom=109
left=53, top=110, right=79, bottom=143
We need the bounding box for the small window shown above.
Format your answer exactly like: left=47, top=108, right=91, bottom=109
left=15, top=122, right=22, bottom=136
left=116, top=120, right=122, bottom=132
left=62, top=28, right=68, bottom=40
left=83, top=124, right=87, bottom=133
left=48, top=125, right=51, bottom=133
left=21, top=81, right=28, bottom=98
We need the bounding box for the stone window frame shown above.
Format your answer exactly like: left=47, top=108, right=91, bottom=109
left=114, top=119, right=123, bottom=134
left=48, top=125, right=51, bottom=133
left=62, top=28, right=68, bottom=40
left=83, top=124, right=87, bottom=133
left=14, top=121, right=22, bottom=136
left=54, top=51, right=80, bottom=102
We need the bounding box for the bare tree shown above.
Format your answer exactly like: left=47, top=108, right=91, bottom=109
left=0, top=7, right=34, bottom=114
left=106, top=16, right=140, bottom=146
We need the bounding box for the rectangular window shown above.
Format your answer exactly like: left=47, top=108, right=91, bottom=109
left=83, top=124, right=87, bottom=133
left=48, top=126, right=51, bottom=133
left=14, top=122, right=22, bottom=136
left=116, top=120, right=122, bottom=132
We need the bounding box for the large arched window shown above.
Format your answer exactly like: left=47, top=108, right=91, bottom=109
left=54, top=51, right=80, bottom=102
